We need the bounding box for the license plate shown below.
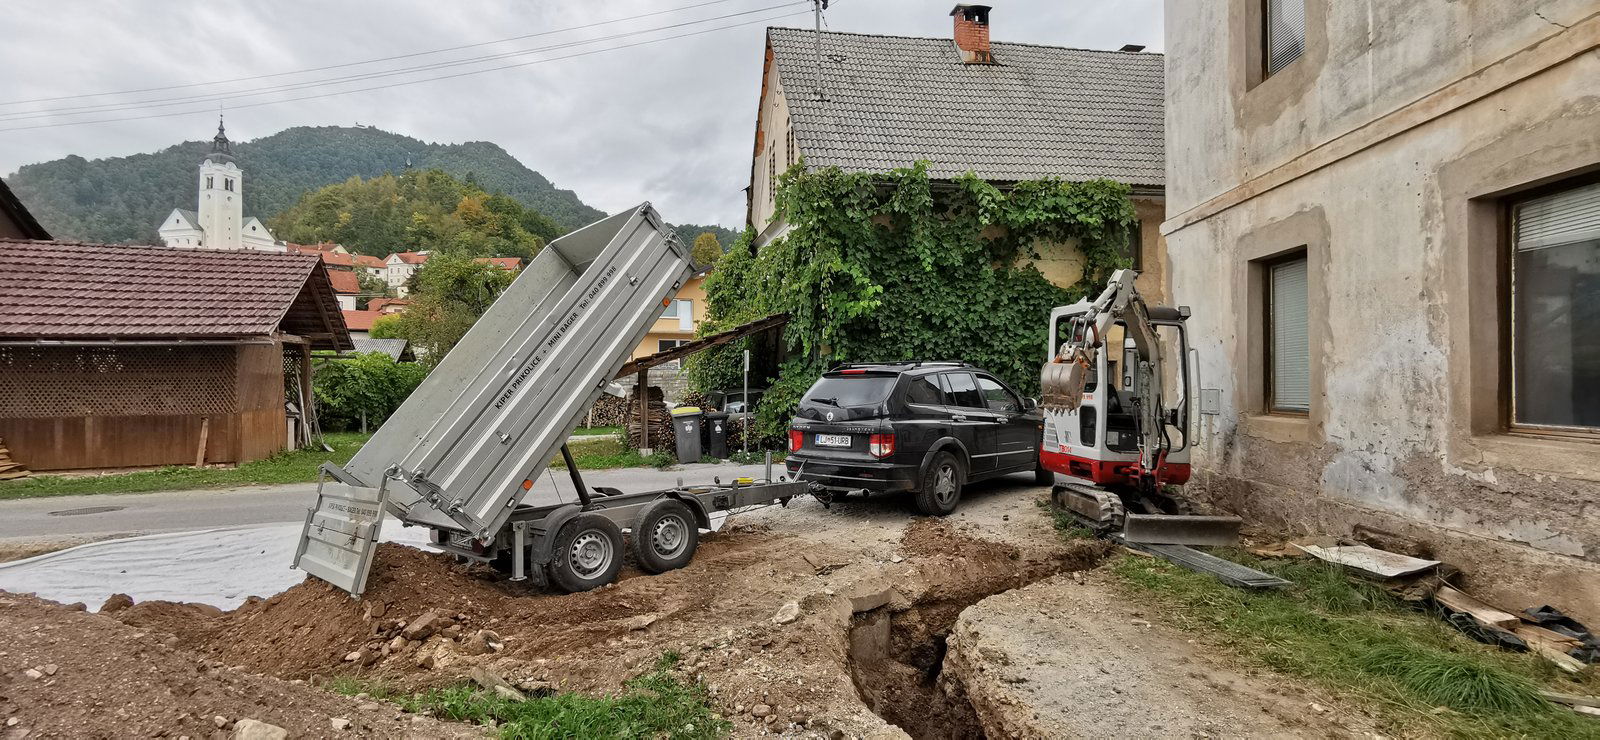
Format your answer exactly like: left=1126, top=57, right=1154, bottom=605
left=814, top=434, right=852, bottom=447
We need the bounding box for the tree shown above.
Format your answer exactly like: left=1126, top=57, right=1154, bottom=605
left=271, top=169, right=552, bottom=259
left=313, top=352, right=429, bottom=432
left=691, top=232, right=723, bottom=267
left=368, top=313, right=405, bottom=339
left=356, top=271, right=390, bottom=309
left=390, top=254, right=517, bottom=362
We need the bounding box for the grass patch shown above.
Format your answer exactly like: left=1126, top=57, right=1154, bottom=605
left=329, top=653, right=728, bottom=739
left=547, top=438, right=675, bottom=471
left=1, top=432, right=701, bottom=500
left=0, top=432, right=373, bottom=500
left=1105, top=551, right=1600, bottom=738
left=570, top=425, right=621, bottom=437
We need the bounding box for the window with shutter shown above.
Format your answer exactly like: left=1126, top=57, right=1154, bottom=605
left=1264, top=0, right=1306, bottom=77
left=1512, top=181, right=1600, bottom=430
left=1267, top=255, right=1310, bottom=412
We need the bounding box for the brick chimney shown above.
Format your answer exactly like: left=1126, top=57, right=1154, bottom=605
left=951, top=4, right=995, bottom=64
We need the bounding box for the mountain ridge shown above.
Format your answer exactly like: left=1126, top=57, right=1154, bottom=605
left=4, top=125, right=609, bottom=244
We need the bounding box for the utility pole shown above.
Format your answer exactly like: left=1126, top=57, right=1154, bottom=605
left=814, top=0, right=828, bottom=100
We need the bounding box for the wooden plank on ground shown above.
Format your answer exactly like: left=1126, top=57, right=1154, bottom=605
left=1517, top=629, right=1587, bottom=674
left=1435, top=585, right=1519, bottom=628
left=1541, top=690, right=1600, bottom=709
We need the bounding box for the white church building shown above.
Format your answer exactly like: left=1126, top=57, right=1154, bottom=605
left=158, top=120, right=283, bottom=252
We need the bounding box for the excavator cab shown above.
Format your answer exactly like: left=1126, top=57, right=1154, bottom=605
left=1040, top=304, right=1193, bottom=490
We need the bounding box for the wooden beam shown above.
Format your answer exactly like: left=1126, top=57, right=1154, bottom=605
left=1435, top=586, right=1519, bottom=629
left=615, top=313, right=788, bottom=378
left=637, top=368, right=650, bottom=451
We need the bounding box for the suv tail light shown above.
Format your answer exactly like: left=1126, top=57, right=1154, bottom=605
left=789, top=429, right=804, bottom=452
left=868, top=433, right=895, bottom=458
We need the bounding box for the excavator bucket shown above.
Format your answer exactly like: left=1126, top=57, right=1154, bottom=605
left=1040, top=358, right=1089, bottom=411
left=1122, top=513, right=1243, bottom=547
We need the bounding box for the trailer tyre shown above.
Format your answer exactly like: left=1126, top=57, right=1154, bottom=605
left=549, top=513, right=624, bottom=593
left=632, top=499, right=700, bottom=574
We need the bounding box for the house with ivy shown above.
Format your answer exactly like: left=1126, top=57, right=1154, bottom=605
left=745, top=4, right=1166, bottom=300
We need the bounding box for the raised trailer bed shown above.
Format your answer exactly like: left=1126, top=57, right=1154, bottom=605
left=293, top=204, right=815, bottom=595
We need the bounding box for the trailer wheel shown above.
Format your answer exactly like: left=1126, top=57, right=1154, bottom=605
left=549, top=513, right=624, bottom=593
left=633, top=499, right=700, bottom=574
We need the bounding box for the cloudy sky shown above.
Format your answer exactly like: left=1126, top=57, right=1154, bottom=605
left=0, top=0, right=1162, bottom=228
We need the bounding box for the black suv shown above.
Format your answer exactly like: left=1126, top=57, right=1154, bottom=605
left=785, top=362, right=1044, bottom=515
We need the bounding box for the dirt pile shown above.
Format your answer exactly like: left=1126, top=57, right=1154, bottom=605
left=0, top=591, right=479, bottom=739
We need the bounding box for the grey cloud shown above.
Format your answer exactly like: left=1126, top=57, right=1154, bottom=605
left=0, top=0, right=1161, bottom=228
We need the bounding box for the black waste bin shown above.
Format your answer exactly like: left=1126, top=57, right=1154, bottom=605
left=671, top=407, right=704, bottom=463
left=704, top=411, right=730, bottom=459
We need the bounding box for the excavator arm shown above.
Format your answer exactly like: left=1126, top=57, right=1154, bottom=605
left=1040, top=269, right=1167, bottom=476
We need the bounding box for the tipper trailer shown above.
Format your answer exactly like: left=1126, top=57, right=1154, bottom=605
left=293, top=204, right=812, bottom=596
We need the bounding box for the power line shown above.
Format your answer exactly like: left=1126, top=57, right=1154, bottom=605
left=0, top=0, right=750, bottom=107
left=0, top=2, right=806, bottom=122
left=0, top=9, right=810, bottom=133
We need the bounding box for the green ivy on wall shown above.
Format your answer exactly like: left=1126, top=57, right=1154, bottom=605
left=687, top=161, right=1136, bottom=444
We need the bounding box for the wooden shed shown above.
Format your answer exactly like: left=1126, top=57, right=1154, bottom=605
left=0, top=240, right=352, bottom=471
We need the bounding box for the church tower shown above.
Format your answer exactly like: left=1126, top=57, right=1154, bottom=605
left=157, top=119, right=281, bottom=250
left=195, top=118, right=243, bottom=250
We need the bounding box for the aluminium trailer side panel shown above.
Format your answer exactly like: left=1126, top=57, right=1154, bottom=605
left=342, top=203, right=693, bottom=540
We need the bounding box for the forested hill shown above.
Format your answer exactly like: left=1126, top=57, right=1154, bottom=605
left=3, top=125, right=607, bottom=244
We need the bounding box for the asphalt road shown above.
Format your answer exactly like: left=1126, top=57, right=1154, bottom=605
left=0, top=461, right=775, bottom=543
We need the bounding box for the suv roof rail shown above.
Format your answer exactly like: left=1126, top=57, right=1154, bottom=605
left=827, top=360, right=972, bottom=372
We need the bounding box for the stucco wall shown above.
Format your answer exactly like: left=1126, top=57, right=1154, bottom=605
left=631, top=273, right=709, bottom=360
left=1163, top=0, right=1600, bottom=620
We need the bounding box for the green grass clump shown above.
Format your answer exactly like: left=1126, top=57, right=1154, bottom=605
left=1106, top=553, right=1600, bottom=738
left=569, top=425, right=621, bottom=437
left=0, top=432, right=373, bottom=500
left=1357, top=644, right=1545, bottom=715
left=330, top=654, right=727, bottom=739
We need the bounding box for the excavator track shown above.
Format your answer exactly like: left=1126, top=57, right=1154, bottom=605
left=1051, top=481, right=1125, bottom=533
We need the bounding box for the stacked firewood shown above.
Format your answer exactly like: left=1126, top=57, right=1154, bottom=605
left=0, top=437, right=29, bottom=480
left=624, top=386, right=675, bottom=450
left=585, top=394, right=630, bottom=428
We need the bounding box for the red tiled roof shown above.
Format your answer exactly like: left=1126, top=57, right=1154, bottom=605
left=368, top=298, right=411, bottom=313
left=475, top=257, right=522, bottom=270
left=319, top=252, right=357, bottom=268
left=390, top=251, right=430, bottom=265
left=327, top=269, right=361, bottom=294
left=0, top=240, right=351, bottom=350
left=286, top=242, right=344, bottom=254
left=341, top=309, right=383, bottom=331
left=353, top=254, right=387, bottom=269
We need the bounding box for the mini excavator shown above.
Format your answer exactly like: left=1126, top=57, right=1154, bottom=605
left=1038, top=269, right=1243, bottom=547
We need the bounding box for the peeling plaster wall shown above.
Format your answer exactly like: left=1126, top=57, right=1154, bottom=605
left=1163, top=0, right=1600, bottom=620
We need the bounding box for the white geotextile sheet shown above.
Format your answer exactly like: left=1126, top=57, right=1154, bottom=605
left=0, top=517, right=433, bottom=612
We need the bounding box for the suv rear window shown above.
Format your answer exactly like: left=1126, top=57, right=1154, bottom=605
left=804, top=375, right=897, bottom=407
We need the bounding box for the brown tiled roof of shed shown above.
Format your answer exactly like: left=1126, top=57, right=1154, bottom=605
left=0, top=240, right=352, bottom=350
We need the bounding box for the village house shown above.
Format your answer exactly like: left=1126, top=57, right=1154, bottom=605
left=384, top=251, right=431, bottom=296
left=1163, top=0, right=1599, bottom=619
left=0, top=240, right=351, bottom=471
left=158, top=120, right=284, bottom=252
left=748, top=5, right=1167, bottom=299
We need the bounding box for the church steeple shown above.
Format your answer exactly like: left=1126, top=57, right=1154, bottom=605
left=204, top=116, right=235, bottom=165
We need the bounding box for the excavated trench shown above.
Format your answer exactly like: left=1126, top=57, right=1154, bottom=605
left=845, top=531, right=1114, bottom=740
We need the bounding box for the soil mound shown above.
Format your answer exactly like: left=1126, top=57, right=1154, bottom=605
left=0, top=591, right=477, bottom=739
